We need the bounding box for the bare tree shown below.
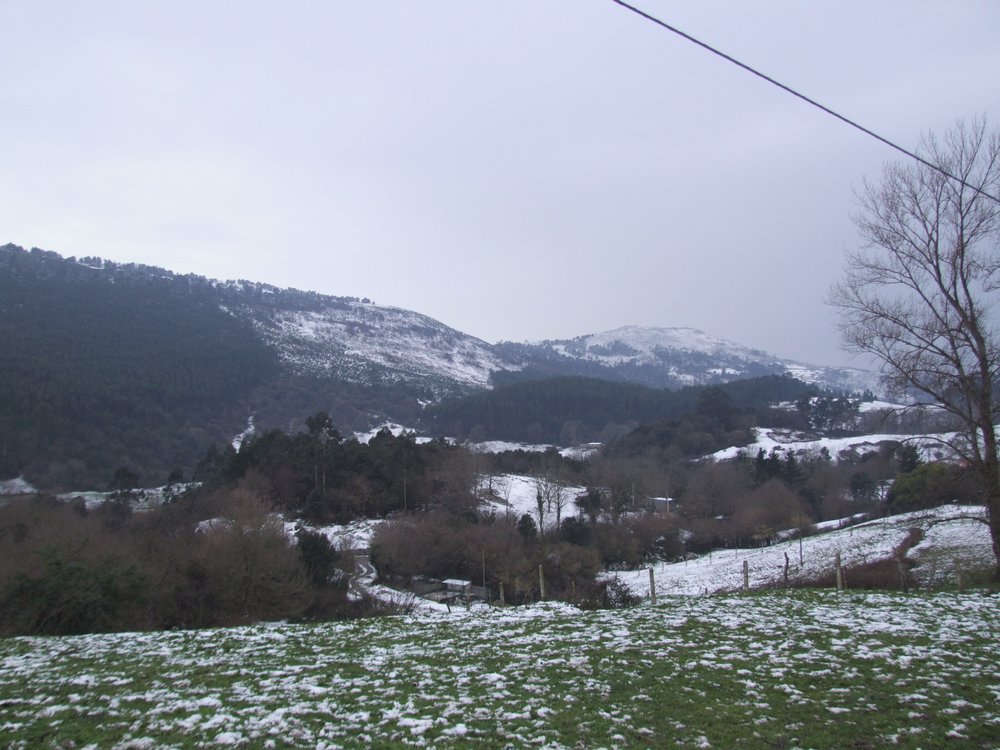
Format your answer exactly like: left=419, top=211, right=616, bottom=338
left=532, top=474, right=570, bottom=531
left=831, top=116, right=1000, bottom=577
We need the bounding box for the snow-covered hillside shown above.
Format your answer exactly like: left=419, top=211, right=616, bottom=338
left=507, top=325, right=881, bottom=394
left=235, top=300, right=518, bottom=392
left=479, top=474, right=588, bottom=530
left=0, top=477, right=37, bottom=496
left=710, top=427, right=961, bottom=463
left=221, top=280, right=880, bottom=396
left=607, top=505, right=991, bottom=596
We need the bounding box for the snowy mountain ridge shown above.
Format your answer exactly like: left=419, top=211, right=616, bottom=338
left=552, top=325, right=762, bottom=360
left=238, top=300, right=881, bottom=395
left=235, top=300, right=517, bottom=392
left=2, top=243, right=879, bottom=398
left=501, top=325, right=881, bottom=394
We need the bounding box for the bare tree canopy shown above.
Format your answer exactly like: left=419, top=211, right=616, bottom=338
left=831, top=115, right=1000, bottom=577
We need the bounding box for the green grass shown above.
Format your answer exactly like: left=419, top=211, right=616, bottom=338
left=1, top=591, right=998, bottom=748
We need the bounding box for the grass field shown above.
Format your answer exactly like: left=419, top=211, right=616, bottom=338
left=2, top=591, right=998, bottom=749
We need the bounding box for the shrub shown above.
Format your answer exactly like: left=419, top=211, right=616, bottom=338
left=0, top=546, right=148, bottom=635
left=579, top=577, right=643, bottom=610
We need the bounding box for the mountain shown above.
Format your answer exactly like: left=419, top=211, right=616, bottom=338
left=222, top=292, right=515, bottom=393
left=0, top=244, right=879, bottom=489
left=498, top=326, right=880, bottom=394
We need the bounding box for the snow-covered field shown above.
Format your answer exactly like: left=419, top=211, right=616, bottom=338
left=605, top=505, right=992, bottom=597
left=0, top=477, right=37, bottom=496
left=0, top=478, right=199, bottom=510
left=56, top=484, right=199, bottom=511
left=2, top=591, right=997, bottom=748
left=479, top=473, right=587, bottom=530
left=709, top=427, right=960, bottom=463
left=284, top=518, right=384, bottom=551
left=352, top=423, right=436, bottom=445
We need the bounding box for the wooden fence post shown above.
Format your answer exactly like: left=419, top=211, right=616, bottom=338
left=538, top=564, right=546, bottom=601
left=648, top=567, right=657, bottom=605
left=742, top=559, right=749, bottom=592
left=499, top=582, right=506, bottom=606
left=783, top=552, right=790, bottom=587
left=835, top=551, right=844, bottom=591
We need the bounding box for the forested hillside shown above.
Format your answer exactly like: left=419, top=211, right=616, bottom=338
left=0, top=246, right=426, bottom=489
left=0, top=246, right=281, bottom=488
left=423, top=374, right=819, bottom=445
left=0, top=244, right=873, bottom=491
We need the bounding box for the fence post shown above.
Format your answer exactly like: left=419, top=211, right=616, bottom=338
left=648, top=567, right=657, bottom=605
left=499, top=582, right=506, bottom=606
left=835, top=551, right=844, bottom=591
left=742, top=559, right=749, bottom=592
left=783, top=552, right=790, bottom=587
left=539, top=564, right=546, bottom=601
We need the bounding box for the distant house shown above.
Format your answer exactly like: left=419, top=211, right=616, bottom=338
left=650, top=496, right=677, bottom=513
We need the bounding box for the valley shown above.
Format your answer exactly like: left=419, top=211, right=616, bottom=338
left=4, top=7, right=999, bottom=748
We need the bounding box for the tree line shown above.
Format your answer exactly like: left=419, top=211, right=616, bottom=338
left=0, top=245, right=429, bottom=491
left=0, top=401, right=982, bottom=636
left=422, top=374, right=820, bottom=445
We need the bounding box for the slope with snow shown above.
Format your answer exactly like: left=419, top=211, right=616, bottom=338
left=606, top=505, right=991, bottom=597
left=709, top=426, right=960, bottom=463
left=509, top=325, right=881, bottom=394
left=479, top=473, right=587, bottom=530
left=0, top=477, right=38, bottom=496
left=233, top=299, right=518, bottom=393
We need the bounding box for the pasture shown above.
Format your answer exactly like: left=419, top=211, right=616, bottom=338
left=2, top=591, right=998, bottom=748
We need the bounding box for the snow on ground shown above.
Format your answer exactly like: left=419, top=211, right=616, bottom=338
left=348, top=551, right=457, bottom=615
left=353, top=423, right=435, bottom=444
left=0, top=480, right=199, bottom=507
left=254, top=303, right=518, bottom=390
left=909, top=512, right=994, bottom=588
left=56, top=483, right=199, bottom=511
left=231, top=415, right=256, bottom=450
left=351, top=432, right=598, bottom=459
left=560, top=443, right=602, bottom=460
left=3, top=593, right=997, bottom=748
left=813, top=513, right=870, bottom=532
left=0, top=476, right=38, bottom=495
left=605, top=505, right=990, bottom=597
left=284, top=518, right=384, bottom=551
left=468, top=440, right=602, bottom=460
left=858, top=399, right=907, bottom=413
left=709, top=427, right=960, bottom=463
left=467, top=440, right=552, bottom=454
left=479, top=474, right=587, bottom=529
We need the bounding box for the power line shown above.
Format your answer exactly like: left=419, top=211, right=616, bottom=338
left=610, top=0, right=1000, bottom=206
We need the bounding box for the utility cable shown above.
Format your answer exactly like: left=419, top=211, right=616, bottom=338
left=610, top=0, right=1000, bottom=206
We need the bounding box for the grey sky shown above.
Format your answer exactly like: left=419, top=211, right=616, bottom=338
left=3, top=2, right=998, bottom=368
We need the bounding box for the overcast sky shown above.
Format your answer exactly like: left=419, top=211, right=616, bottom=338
left=3, top=1, right=999, bottom=367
